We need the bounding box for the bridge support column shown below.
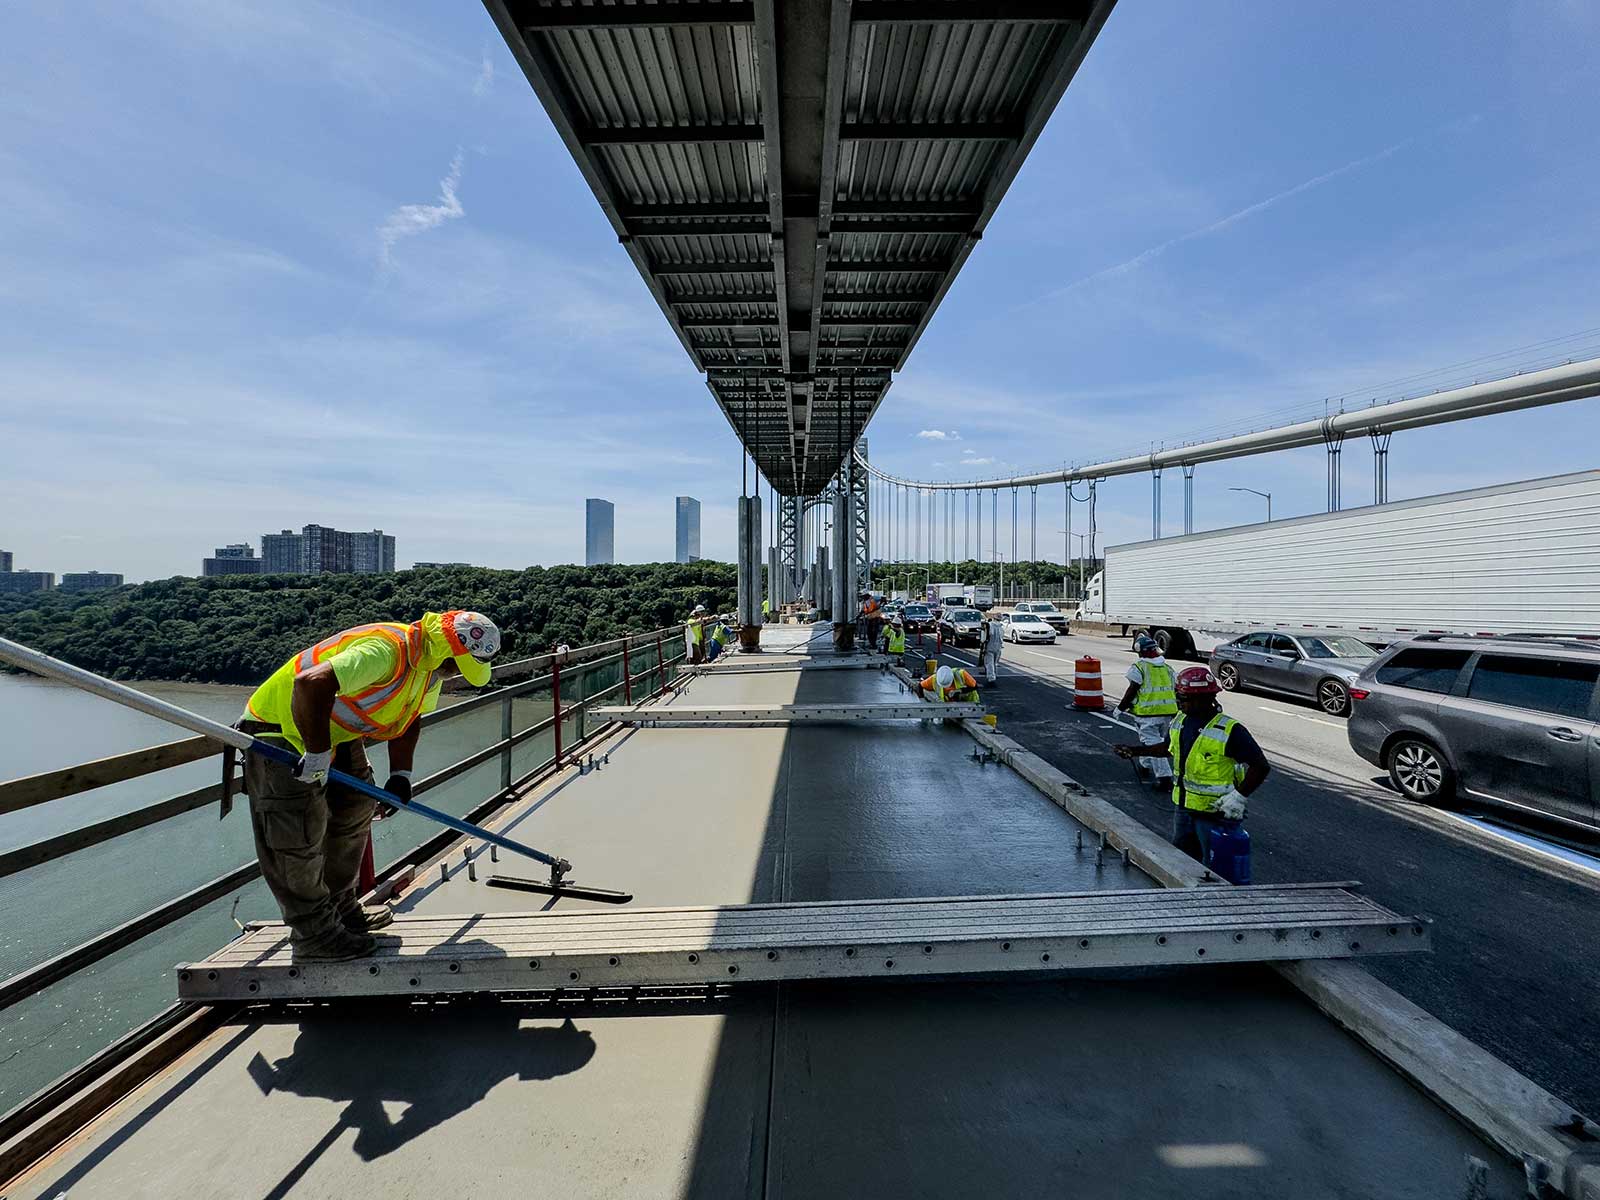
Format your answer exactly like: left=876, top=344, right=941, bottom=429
left=1325, top=426, right=1345, bottom=512
left=852, top=438, right=870, bottom=591
left=1152, top=467, right=1163, bottom=539
left=737, top=494, right=763, bottom=649
left=1182, top=464, right=1195, bottom=535
left=1370, top=430, right=1392, bottom=504
left=832, top=479, right=855, bottom=649
left=778, top=494, right=801, bottom=606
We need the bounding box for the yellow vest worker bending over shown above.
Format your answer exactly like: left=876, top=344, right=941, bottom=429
left=922, top=663, right=980, bottom=703
left=239, top=610, right=502, bottom=961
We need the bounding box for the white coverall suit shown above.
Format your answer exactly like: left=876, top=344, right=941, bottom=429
left=981, top=618, right=1003, bottom=684
left=1127, top=657, right=1175, bottom=782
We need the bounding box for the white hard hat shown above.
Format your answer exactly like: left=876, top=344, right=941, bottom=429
left=936, top=665, right=954, bottom=688
left=692, top=605, right=707, bottom=615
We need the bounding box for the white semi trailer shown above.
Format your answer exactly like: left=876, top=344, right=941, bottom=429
left=1073, top=469, right=1600, bottom=657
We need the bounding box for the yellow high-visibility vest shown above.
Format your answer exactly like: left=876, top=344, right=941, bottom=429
left=1132, top=660, right=1178, bottom=716
left=1169, top=713, right=1247, bottom=812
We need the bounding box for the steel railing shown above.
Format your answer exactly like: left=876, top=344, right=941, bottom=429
left=0, top=624, right=688, bottom=1011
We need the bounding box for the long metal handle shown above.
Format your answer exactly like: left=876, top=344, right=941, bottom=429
left=0, top=635, right=566, bottom=871
left=1547, top=727, right=1582, bottom=742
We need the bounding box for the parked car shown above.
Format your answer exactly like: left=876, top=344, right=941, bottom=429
left=1209, top=631, right=1379, bottom=716
left=1012, top=600, right=1069, bottom=634
left=938, top=608, right=985, bottom=647
left=1001, top=611, right=1057, bottom=644
left=1347, top=635, right=1600, bottom=835
left=901, top=604, right=935, bottom=633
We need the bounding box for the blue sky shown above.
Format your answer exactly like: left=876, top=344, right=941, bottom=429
left=2, top=2, right=1597, bottom=581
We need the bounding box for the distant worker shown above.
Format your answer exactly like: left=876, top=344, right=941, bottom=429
left=980, top=612, right=1004, bottom=686
left=922, top=662, right=980, bottom=704
left=1116, top=635, right=1178, bottom=789
left=857, top=591, right=880, bottom=650
left=1114, top=666, right=1270, bottom=871
left=686, top=604, right=708, bottom=665
left=705, top=615, right=734, bottom=662
left=881, top=615, right=907, bottom=665
left=762, top=597, right=772, bottom=623
left=238, top=611, right=502, bottom=961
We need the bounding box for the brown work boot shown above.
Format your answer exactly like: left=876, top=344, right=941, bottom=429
left=339, top=901, right=394, bottom=933
left=292, top=926, right=377, bottom=962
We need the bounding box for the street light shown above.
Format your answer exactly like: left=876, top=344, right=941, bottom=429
left=1057, top=531, right=1092, bottom=600
left=1229, top=487, right=1272, bottom=522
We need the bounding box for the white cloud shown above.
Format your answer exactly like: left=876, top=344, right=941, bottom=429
left=378, top=152, right=465, bottom=267
left=916, top=429, right=959, bottom=441
left=471, top=52, right=495, bottom=97
left=960, top=455, right=997, bottom=466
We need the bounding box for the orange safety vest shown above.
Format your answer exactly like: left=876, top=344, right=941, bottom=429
left=248, top=621, right=438, bottom=745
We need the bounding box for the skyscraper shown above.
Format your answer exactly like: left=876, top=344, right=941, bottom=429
left=203, top=544, right=264, bottom=577
left=0, top=550, right=12, bottom=573
left=585, top=499, right=615, bottom=565
left=675, top=496, right=701, bottom=564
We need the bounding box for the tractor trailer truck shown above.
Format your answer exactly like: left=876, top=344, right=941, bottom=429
left=1073, top=469, right=1600, bottom=657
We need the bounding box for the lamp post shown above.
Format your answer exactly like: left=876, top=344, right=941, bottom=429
left=1059, top=532, right=1092, bottom=601
left=1229, top=487, right=1272, bottom=522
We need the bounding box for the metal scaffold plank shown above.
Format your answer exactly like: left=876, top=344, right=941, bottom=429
left=688, top=655, right=894, bottom=674
left=591, top=703, right=982, bottom=724
left=176, top=885, right=1428, bottom=1002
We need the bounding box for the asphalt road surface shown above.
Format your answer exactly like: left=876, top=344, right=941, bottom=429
left=915, top=626, right=1600, bottom=1122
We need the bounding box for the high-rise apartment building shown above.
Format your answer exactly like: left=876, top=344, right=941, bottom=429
left=203, top=544, right=264, bottom=577
left=585, top=499, right=615, bottom=566
left=675, top=496, right=701, bottom=563
left=59, top=571, right=124, bottom=593
left=0, top=570, right=54, bottom=594
left=259, top=526, right=397, bottom=575
left=0, top=550, right=12, bottom=573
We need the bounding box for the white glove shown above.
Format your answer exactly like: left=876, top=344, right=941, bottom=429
left=294, top=748, right=333, bottom=785
left=1217, top=788, right=1247, bottom=821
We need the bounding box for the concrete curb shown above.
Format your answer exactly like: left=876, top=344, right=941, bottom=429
left=950, top=706, right=1600, bottom=1198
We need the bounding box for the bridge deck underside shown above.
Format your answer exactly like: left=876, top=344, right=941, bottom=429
left=485, top=0, right=1115, bottom=496
left=10, top=628, right=1519, bottom=1198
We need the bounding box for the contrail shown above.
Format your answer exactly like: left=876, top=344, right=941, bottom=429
left=378, top=151, right=465, bottom=267
left=1021, top=131, right=1433, bottom=310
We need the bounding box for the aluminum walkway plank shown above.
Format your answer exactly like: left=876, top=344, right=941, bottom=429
left=591, top=702, right=982, bottom=724
left=176, top=885, right=1427, bottom=1002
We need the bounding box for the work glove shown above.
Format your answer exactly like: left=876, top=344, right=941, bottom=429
left=1217, top=788, right=1247, bottom=821
left=293, top=749, right=333, bottom=786
left=376, top=772, right=413, bottom=821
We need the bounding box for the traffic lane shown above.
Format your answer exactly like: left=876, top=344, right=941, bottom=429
left=934, top=647, right=1600, bottom=1121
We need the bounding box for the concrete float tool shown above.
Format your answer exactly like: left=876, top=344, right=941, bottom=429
left=0, top=634, right=633, bottom=905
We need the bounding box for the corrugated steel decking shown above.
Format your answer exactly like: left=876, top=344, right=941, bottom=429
left=483, top=0, right=1116, bottom=494
left=176, top=886, right=1428, bottom=1002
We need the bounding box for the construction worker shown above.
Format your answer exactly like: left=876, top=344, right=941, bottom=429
left=980, top=611, right=1004, bottom=686
left=762, top=596, right=772, bottom=623
left=705, top=615, right=734, bottom=662
left=921, top=662, right=980, bottom=704
left=1117, top=634, right=1178, bottom=789
left=1114, top=666, right=1270, bottom=866
left=238, top=610, right=502, bottom=961
left=881, top=614, right=907, bottom=664
left=856, top=591, right=880, bottom=650
left=686, top=604, right=707, bottom=665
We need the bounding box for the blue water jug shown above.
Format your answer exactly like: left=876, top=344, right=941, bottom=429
left=1205, top=822, right=1252, bottom=885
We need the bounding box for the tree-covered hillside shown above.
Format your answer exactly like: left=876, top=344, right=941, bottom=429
left=0, top=563, right=736, bottom=684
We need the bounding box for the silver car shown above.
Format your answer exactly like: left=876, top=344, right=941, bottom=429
left=1346, top=635, right=1600, bottom=835
left=1209, top=631, right=1379, bottom=716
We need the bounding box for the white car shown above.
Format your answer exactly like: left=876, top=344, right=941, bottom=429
left=1012, top=600, right=1069, bottom=633
left=1002, top=612, right=1057, bottom=644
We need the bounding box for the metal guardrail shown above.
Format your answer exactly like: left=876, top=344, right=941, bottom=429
left=0, top=625, right=689, bottom=1010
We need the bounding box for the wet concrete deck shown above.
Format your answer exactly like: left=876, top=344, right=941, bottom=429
left=9, top=629, right=1525, bottom=1198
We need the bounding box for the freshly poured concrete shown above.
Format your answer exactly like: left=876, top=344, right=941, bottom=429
left=11, top=631, right=1524, bottom=1198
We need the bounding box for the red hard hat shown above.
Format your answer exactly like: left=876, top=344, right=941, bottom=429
left=1174, top=666, right=1221, bottom=697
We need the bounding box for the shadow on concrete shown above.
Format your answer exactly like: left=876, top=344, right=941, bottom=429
left=245, top=1006, right=595, bottom=1186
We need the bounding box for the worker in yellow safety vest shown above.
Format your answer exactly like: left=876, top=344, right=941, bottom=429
left=881, top=616, right=907, bottom=664
left=1116, top=634, right=1178, bottom=789
left=921, top=662, right=980, bottom=703
left=1114, top=666, right=1270, bottom=864
left=686, top=604, right=708, bottom=665
left=238, top=611, right=503, bottom=961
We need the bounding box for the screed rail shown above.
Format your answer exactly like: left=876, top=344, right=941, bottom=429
left=590, top=703, right=983, bottom=724
left=176, top=884, right=1427, bottom=1002
left=688, top=655, right=894, bottom=674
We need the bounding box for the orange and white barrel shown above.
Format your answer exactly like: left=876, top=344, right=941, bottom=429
left=1073, top=655, right=1104, bottom=709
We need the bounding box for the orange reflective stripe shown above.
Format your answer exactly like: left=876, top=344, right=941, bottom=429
left=294, top=621, right=428, bottom=740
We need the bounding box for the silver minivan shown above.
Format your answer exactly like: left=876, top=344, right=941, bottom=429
left=1346, top=635, right=1600, bottom=834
